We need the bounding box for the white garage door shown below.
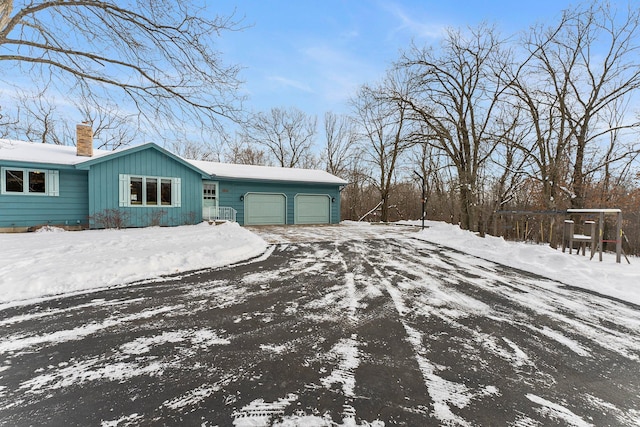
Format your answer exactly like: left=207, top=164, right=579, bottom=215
left=245, top=193, right=286, bottom=225
left=295, top=194, right=330, bottom=224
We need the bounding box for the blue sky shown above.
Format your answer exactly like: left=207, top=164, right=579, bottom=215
left=212, top=0, right=596, bottom=120
left=2, top=0, right=631, bottom=145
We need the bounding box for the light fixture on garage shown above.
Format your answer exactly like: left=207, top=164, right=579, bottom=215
left=240, top=195, right=244, bottom=201
left=331, top=197, right=336, bottom=203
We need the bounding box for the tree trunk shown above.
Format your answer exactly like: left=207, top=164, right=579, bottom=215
left=571, top=140, right=586, bottom=209
left=459, top=183, right=475, bottom=230
left=380, top=192, right=389, bottom=222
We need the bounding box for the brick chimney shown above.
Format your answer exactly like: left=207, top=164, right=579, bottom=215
left=76, top=122, right=93, bottom=157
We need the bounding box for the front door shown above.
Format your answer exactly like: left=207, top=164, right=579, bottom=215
left=203, top=182, right=218, bottom=220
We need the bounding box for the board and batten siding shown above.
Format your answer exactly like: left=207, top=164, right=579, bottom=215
left=216, top=180, right=341, bottom=226
left=86, top=148, right=203, bottom=228
left=0, top=165, right=89, bottom=229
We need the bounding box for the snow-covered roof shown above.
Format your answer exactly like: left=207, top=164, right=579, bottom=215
left=187, top=159, right=347, bottom=185
left=0, top=139, right=347, bottom=185
left=0, top=139, right=113, bottom=165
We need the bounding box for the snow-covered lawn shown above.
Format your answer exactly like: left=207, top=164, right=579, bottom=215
left=0, top=219, right=638, bottom=307
left=405, top=220, right=639, bottom=306
left=0, top=222, right=267, bottom=307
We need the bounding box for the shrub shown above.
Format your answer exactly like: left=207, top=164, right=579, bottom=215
left=90, top=209, right=130, bottom=229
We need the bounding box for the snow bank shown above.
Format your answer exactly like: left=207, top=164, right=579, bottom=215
left=0, top=222, right=268, bottom=306
left=407, top=220, right=640, bottom=306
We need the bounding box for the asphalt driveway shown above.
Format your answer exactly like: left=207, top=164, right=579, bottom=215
left=1, top=225, right=639, bottom=426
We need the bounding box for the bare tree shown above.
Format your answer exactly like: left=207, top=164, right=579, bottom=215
left=242, top=107, right=318, bottom=168
left=594, top=99, right=640, bottom=203
left=479, top=106, right=532, bottom=235
left=0, top=106, right=9, bottom=138
left=13, top=88, right=64, bottom=145
left=223, top=134, right=269, bottom=165
left=339, top=146, right=370, bottom=221
left=409, top=138, right=441, bottom=219
left=5, top=84, right=140, bottom=149
left=323, top=111, right=357, bottom=178
left=522, top=3, right=640, bottom=209
left=168, top=138, right=220, bottom=161
left=396, top=24, right=510, bottom=230
left=73, top=95, right=139, bottom=150
left=351, top=69, right=414, bottom=222
left=507, top=65, right=573, bottom=215
left=0, top=0, right=244, bottom=142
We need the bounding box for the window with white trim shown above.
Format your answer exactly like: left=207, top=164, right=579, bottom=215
left=1, top=167, right=59, bottom=196
left=119, top=174, right=181, bottom=207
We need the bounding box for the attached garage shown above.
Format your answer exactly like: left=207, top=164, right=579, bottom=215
left=295, top=194, right=330, bottom=224
left=186, top=159, right=347, bottom=226
left=244, top=193, right=286, bottom=225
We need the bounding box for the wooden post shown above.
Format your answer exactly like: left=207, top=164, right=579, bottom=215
left=584, top=221, right=596, bottom=257
left=598, top=211, right=604, bottom=262
left=563, top=220, right=574, bottom=253
left=616, top=211, right=622, bottom=263
left=493, top=214, right=498, bottom=237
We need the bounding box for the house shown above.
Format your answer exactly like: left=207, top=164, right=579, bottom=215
left=0, top=125, right=347, bottom=231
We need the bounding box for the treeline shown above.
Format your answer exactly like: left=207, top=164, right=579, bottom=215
left=332, top=2, right=640, bottom=254
left=340, top=177, right=640, bottom=256
left=322, top=2, right=640, bottom=256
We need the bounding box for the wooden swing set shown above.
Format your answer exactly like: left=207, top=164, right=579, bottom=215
left=496, top=208, right=630, bottom=264
left=562, top=209, right=629, bottom=264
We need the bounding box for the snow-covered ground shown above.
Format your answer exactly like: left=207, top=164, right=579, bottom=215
left=0, top=220, right=638, bottom=308
left=404, top=220, right=639, bottom=306
left=1, top=220, right=639, bottom=426
left=0, top=222, right=268, bottom=307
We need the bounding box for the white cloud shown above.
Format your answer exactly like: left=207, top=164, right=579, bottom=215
left=381, top=1, right=446, bottom=40
left=266, top=75, right=315, bottom=93
left=300, top=43, right=378, bottom=103
left=340, top=29, right=360, bottom=40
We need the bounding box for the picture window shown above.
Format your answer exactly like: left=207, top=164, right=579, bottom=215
left=120, top=174, right=180, bottom=207
left=1, top=168, right=58, bottom=196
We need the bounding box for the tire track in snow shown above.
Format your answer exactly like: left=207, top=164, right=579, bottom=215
left=2, top=230, right=640, bottom=426
left=375, top=264, right=497, bottom=426
left=336, top=239, right=436, bottom=422
left=372, top=237, right=640, bottom=425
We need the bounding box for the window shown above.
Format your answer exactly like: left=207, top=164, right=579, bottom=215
left=146, top=178, right=158, bottom=205
left=161, top=179, right=172, bottom=205
left=5, top=169, right=23, bottom=192
left=119, top=174, right=181, bottom=207
left=1, top=167, right=59, bottom=196
left=130, top=177, right=143, bottom=205
left=29, top=171, right=46, bottom=193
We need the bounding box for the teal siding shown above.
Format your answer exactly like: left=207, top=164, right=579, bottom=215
left=216, top=180, right=341, bottom=226
left=87, top=149, right=203, bottom=228
left=2, top=143, right=344, bottom=230
left=0, top=166, right=88, bottom=228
